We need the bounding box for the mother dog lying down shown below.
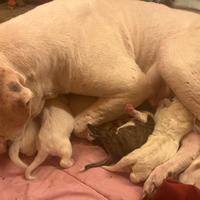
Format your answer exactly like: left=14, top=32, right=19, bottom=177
left=0, top=0, right=200, bottom=140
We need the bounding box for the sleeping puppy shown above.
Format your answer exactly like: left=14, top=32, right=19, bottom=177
left=83, top=104, right=155, bottom=171
left=8, top=118, right=40, bottom=168
left=143, top=132, right=200, bottom=198
left=104, top=98, right=194, bottom=184
left=25, top=96, right=74, bottom=180
left=0, top=0, right=200, bottom=143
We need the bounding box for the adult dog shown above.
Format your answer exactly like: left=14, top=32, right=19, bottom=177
left=0, top=0, right=199, bottom=140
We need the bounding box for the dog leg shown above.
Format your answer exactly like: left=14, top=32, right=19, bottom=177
left=73, top=60, right=153, bottom=138
left=143, top=132, right=200, bottom=197
left=59, top=139, right=74, bottom=168
left=157, top=29, right=200, bottom=121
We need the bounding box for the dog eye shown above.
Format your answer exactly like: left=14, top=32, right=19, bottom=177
left=7, top=81, right=22, bottom=92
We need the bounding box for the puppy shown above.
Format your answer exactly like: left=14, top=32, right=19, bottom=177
left=83, top=104, right=155, bottom=171
left=104, top=98, right=194, bottom=184
left=143, top=132, right=200, bottom=198
left=25, top=96, right=74, bottom=180
left=8, top=118, right=40, bottom=168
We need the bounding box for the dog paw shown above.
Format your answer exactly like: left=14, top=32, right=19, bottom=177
left=74, top=114, right=96, bottom=139
left=74, top=118, right=89, bottom=138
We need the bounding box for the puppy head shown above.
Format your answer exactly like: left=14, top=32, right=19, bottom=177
left=0, top=66, right=33, bottom=139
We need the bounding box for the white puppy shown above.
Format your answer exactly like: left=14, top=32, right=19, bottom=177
left=104, top=98, right=194, bottom=183
left=25, top=96, right=74, bottom=180
left=143, top=132, right=200, bottom=197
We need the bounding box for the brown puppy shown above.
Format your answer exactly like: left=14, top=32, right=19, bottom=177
left=83, top=111, right=155, bottom=171
left=104, top=98, right=194, bottom=184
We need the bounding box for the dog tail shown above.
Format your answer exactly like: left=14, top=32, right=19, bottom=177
left=9, top=141, right=27, bottom=168
left=25, top=149, right=48, bottom=180
left=102, top=156, right=136, bottom=172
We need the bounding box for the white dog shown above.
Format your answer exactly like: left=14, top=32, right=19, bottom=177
left=0, top=0, right=199, bottom=141
left=25, top=96, right=74, bottom=180
left=0, top=1, right=200, bottom=179
left=103, top=98, right=194, bottom=183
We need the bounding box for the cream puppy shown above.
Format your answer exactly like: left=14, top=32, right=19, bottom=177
left=25, top=96, right=74, bottom=180
left=0, top=0, right=199, bottom=142
left=9, top=118, right=40, bottom=168
left=143, top=132, right=200, bottom=197
left=104, top=98, right=194, bottom=183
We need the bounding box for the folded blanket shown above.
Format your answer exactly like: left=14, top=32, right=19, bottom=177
left=0, top=138, right=142, bottom=200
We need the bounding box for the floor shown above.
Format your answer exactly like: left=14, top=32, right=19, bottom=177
left=0, top=2, right=36, bottom=23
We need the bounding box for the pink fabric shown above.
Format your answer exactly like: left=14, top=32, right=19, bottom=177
left=0, top=137, right=142, bottom=200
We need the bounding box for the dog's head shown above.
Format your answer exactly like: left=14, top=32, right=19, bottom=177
left=0, top=66, right=33, bottom=139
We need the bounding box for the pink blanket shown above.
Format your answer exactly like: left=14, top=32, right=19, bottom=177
left=0, top=138, right=142, bottom=200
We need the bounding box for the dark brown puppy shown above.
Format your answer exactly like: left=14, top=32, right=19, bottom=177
left=83, top=105, right=155, bottom=171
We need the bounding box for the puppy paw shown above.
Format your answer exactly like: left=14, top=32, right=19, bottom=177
left=60, top=158, right=74, bottom=168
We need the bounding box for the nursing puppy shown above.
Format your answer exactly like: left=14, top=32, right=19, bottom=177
left=104, top=98, right=194, bottom=183
left=9, top=118, right=40, bottom=168
left=25, top=96, right=74, bottom=180
left=143, top=132, right=200, bottom=198
left=83, top=105, right=155, bottom=170
left=0, top=0, right=200, bottom=143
